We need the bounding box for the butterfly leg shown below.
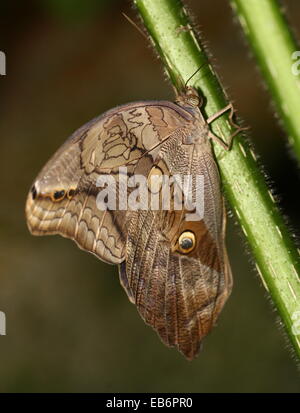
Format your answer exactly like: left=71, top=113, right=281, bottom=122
left=206, top=103, right=233, bottom=125
left=207, top=103, right=249, bottom=151
left=175, top=24, right=192, bottom=35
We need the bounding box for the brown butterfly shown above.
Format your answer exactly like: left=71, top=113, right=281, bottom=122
left=25, top=87, right=238, bottom=360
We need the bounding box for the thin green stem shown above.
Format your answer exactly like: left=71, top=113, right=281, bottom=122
left=134, top=0, right=300, bottom=359
left=231, top=0, right=300, bottom=161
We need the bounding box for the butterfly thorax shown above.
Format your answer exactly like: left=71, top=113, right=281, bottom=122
left=181, top=118, right=210, bottom=148
left=176, top=88, right=211, bottom=148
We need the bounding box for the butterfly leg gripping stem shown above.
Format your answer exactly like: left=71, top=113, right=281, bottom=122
left=207, top=103, right=249, bottom=151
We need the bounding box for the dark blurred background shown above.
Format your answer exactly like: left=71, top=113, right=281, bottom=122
left=0, top=0, right=299, bottom=392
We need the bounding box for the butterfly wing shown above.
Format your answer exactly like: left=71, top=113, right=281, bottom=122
left=26, top=96, right=232, bottom=359
left=26, top=101, right=193, bottom=264
left=120, top=135, right=232, bottom=359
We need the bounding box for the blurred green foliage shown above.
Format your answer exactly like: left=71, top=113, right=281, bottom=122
left=41, top=0, right=112, bottom=21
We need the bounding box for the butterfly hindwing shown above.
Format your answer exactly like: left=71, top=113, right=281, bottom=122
left=120, top=138, right=232, bottom=359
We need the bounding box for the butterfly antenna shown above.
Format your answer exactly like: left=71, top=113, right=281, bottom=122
left=122, top=12, right=148, bottom=40
left=184, top=64, right=206, bottom=88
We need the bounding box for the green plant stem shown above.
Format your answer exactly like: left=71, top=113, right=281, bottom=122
left=231, top=0, right=300, bottom=161
left=134, top=0, right=300, bottom=359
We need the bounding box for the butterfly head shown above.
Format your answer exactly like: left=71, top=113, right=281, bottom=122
left=175, top=86, right=203, bottom=109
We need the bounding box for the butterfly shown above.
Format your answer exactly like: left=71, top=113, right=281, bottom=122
left=25, top=86, right=238, bottom=360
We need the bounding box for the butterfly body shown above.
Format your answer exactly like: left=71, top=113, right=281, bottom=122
left=26, top=88, right=232, bottom=359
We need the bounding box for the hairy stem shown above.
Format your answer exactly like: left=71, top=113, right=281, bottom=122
left=231, top=0, right=300, bottom=162
left=134, top=0, right=300, bottom=359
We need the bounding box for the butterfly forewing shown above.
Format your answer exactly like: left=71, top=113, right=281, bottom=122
left=26, top=101, right=191, bottom=264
